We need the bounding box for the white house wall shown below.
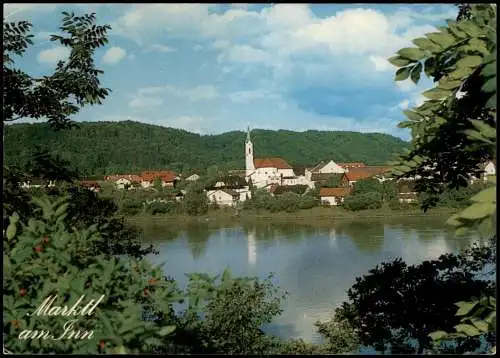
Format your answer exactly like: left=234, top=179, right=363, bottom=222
left=319, top=161, right=345, bottom=174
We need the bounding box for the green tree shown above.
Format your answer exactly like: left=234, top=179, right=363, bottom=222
left=3, top=12, right=110, bottom=129
left=333, top=4, right=497, bottom=354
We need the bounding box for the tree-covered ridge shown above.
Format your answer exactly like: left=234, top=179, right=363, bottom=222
left=4, top=121, right=409, bottom=176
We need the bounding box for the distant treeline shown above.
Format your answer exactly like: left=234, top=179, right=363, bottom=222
left=4, top=121, right=409, bottom=176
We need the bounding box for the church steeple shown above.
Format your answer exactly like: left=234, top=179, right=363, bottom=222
left=246, top=126, right=251, bottom=143
left=245, top=126, right=254, bottom=176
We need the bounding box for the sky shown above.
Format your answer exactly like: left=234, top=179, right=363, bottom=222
left=4, top=3, right=458, bottom=140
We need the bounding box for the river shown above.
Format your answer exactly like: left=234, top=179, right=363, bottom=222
left=140, top=215, right=482, bottom=344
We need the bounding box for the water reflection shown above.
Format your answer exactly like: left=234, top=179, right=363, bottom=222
left=142, top=217, right=481, bottom=342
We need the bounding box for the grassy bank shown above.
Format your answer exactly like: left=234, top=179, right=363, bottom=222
left=125, top=206, right=458, bottom=227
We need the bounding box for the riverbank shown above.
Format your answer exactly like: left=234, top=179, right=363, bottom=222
left=125, top=206, right=459, bottom=227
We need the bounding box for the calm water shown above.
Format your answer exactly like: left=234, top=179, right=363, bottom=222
left=141, top=216, right=482, bottom=343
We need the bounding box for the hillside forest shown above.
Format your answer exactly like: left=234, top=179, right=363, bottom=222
left=3, top=121, right=408, bottom=176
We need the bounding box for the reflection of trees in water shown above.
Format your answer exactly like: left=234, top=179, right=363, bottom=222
left=184, top=224, right=211, bottom=259
left=136, top=223, right=181, bottom=242
left=336, top=221, right=385, bottom=253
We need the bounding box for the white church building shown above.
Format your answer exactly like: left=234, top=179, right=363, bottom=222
left=244, top=128, right=314, bottom=189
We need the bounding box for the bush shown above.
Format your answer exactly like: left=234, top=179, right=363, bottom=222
left=3, top=196, right=181, bottom=354
left=183, top=190, right=209, bottom=216
left=179, top=271, right=287, bottom=355
left=146, top=201, right=178, bottom=215
left=343, top=192, right=383, bottom=211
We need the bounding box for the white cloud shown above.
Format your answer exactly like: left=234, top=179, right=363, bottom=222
left=129, top=97, right=163, bottom=108
left=37, top=46, right=70, bottom=65
left=144, top=44, right=177, bottom=53
left=102, top=47, right=127, bottom=65
left=129, top=84, right=221, bottom=109
left=158, top=116, right=211, bottom=133
left=369, top=55, right=394, bottom=72
left=112, top=4, right=455, bottom=84
left=228, top=89, right=279, bottom=103
left=136, top=84, right=221, bottom=101
left=4, top=3, right=57, bottom=20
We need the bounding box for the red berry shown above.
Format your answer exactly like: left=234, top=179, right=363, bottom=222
left=99, top=340, right=106, bottom=349
left=34, top=246, right=43, bottom=253
left=143, top=288, right=149, bottom=296
left=19, top=288, right=27, bottom=297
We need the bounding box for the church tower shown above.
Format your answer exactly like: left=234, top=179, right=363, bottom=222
left=245, top=126, right=255, bottom=177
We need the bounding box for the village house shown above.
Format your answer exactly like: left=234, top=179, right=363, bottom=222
left=140, top=171, right=178, bottom=188
left=305, top=160, right=346, bottom=181
left=395, top=179, right=418, bottom=203
left=482, top=160, right=496, bottom=181
left=207, top=189, right=240, bottom=207
left=104, top=174, right=142, bottom=189
left=79, top=180, right=101, bottom=192
left=244, top=128, right=314, bottom=189
left=319, top=187, right=352, bottom=206
left=338, top=162, right=366, bottom=170
left=341, top=167, right=391, bottom=187
left=206, top=174, right=252, bottom=203
left=184, top=173, right=200, bottom=182
left=175, top=190, right=186, bottom=202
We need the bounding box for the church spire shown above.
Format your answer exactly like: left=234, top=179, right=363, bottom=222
left=246, top=126, right=251, bottom=143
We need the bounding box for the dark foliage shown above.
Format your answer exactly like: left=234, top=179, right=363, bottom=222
left=335, top=240, right=496, bottom=354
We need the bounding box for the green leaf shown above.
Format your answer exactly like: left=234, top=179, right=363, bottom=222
left=438, top=79, right=463, bottom=90
left=397, top=121, right=416, bottom=129
left=159, top=325, right=176, bottom=336
left=403, top=110, right=424, bottom=122
left=482, top=62, right=496, bottom=78
left=6, top=222, right=17, bottom=241
left=427, top=32, right=456, bottom=49
left=429, top=330, right=448, bottom=341
left=398, top=47, right=428, bottom=61
left=388, top=55, right=414, bottom=67
left=448, top=65, right=476, bottom=80
left=422, top=88, right=451, bottom=100
left=457, top=22, right=484, bottom=38
left=482, top=77, right=496, bottom=93
left=395, top=67, right=412, bottom=81
left=446, top=214, right=462, bottom=227
left=455, top=323, right=482, bottom=337
left=469, top=120, right=496, bottom=139
left=471, top=319, right=490, bottom=333
left=410, top=63, right=422, bottom=84
left=457, top=202, right=496, bottom=220
left=485, top=94, right=496, bottom=109
left=412, top=37, right=442, bottom=53
left=456, top=55, right=483, bottom=68
left=463, top=129, right=493, bottom=144
left=469, top=187, right=496, bottom=203
left=456, top=301, right=478, bottom=316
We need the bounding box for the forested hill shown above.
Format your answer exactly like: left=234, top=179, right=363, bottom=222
left=4, top=121, right=409, bottom=176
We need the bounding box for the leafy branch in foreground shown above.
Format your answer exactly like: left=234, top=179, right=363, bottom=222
left=3, top=12, right=111, bottom=130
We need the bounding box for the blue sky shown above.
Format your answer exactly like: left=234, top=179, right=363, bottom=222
left=4, top=3, right=458, bottom=139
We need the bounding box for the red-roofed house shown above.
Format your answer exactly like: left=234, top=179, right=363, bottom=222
left=104, top=174, right=142, bottom=189
left=319, top=187, right=352, bottom=206
left=140, top=171, right=179, bottom=188
left=338, top=162, right=366, bottom=169
left=341, top=167, right=391, bottom=187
